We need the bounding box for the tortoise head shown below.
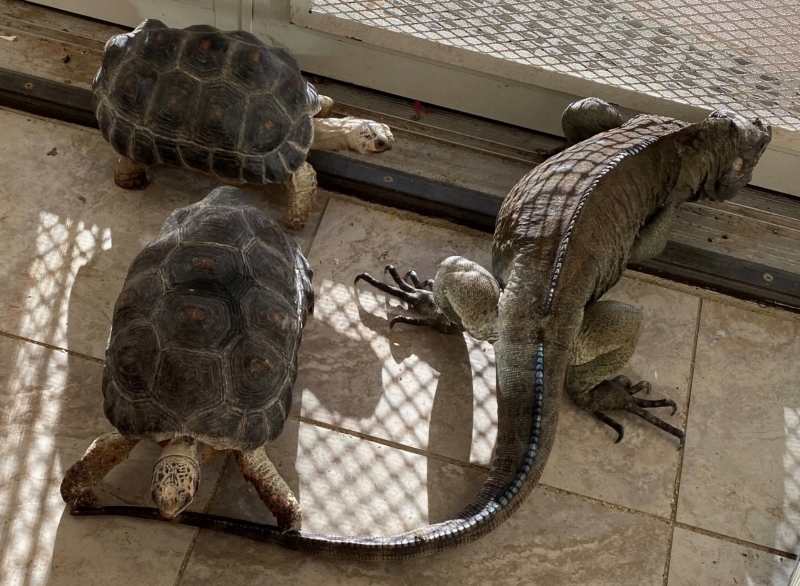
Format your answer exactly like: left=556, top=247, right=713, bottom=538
left=700, top=109, right=772, bottom=202
left=151, top=437, right=201, bottom=519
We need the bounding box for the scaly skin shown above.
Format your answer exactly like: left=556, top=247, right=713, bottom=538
left=71, top=100, right=771, bottom=560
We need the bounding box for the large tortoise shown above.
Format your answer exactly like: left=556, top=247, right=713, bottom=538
left=61, top=186, right=312, bottom=529
left=94, top=19, right=394, bottom=229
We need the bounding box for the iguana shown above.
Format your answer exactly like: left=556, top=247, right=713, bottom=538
left=72, top=99, right=771, bottom=560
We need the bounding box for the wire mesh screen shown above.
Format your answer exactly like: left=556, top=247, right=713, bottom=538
left=310, top=0, right=800, bottom=131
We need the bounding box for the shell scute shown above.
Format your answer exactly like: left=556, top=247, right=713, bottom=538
left=179, top=30, right=230, bottom=79
left=241, top=94, right=290, bottom=153
left=112, top=270, right=164, bottom=327
left=152, top=349, right=225, bottom=414
left=139, top=26, right=182, bottom=69
left=227, top=332, right=287, bottom=409
left=194, top=82, right=246, bottom=150
left=109, top=59, right=158, bottom=122
left=131, top=128, right=157, bottom=165
left=158, top=291, right=240, bottom=352
left=229, top=43, right=287, bottom=92
left=243, top=239, right=295, bottom=299
left=177, top=143, right=211, bottom=174
left=106, top=323, right=160, bottom=400
left=145, top=70, right=202, bottom=139
left=165, top=242, right=249, bottom=299
left=126, top=238, right=177, bottom=277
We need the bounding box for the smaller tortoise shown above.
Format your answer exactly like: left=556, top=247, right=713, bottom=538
left=61, top=186, right=313, bottom=530
left=94, top=19, right=394, bottom=229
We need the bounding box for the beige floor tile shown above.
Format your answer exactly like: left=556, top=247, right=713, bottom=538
left=295, top=197, right=497, bottom=465
left=542, top=277, right=698, bottom=517
left=677, top=300, right=800, bottom=552
left=297, top=199, right=695, bottom=516
left=0, top=108, right=326, bottom=360
left=668, top=527, right=794, bottom=586
left=182, top=421, right=670, bottom=586
left=0, top=335, right=225, bottom=586
left=205, top=419, right=482, bottom=534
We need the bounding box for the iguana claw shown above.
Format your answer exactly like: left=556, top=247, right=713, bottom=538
left=354, top=265, right=463, bottom=334
left=579, top=376, right=685, bottom=447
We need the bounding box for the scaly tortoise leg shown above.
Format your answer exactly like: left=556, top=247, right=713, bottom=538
left=285, top=162, right=317, bottom=231
left=310, top=117, right=394, bottom=154
left=114, top=156, right=149, bottom=190
left=567, top=300, right=684, bottom=447
left=315, top=95, right=335, bottom=118
left=61, top=432, right=139, bottom=507
left=234, top=447, right=302, bottom=533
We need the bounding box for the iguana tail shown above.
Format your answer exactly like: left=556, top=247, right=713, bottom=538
left=72, top=334, right=562, bottom=560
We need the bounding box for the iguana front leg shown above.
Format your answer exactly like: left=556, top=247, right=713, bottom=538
left=567, top=300, right=684, bottom=446
left=355, top=256, right=501, bottom=341
left=628, top=205, right=676, bottom=264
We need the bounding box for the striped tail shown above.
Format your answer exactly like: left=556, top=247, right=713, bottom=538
left=71, top=340, right=564, bottom=560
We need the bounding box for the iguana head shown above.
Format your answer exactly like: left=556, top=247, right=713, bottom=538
left=700, top=109, right=772, bottom=202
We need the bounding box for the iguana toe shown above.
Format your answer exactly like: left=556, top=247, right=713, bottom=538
left=355, top=264, right=463, bottom=334
left=593, top=411, right=625, bottom=443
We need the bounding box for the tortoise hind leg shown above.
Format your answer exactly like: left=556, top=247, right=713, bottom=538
left=61, top=432, right=139, bottom=507
left=285, top=161, right=317, bottom=231
left=234, top=447, right=302, bottom=533
left=114, top=156, right=149, bottom=190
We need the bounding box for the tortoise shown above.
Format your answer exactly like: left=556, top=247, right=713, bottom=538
left=93, top=19, right=394, bottom=229
left=61, top=186, right=313, bottom=530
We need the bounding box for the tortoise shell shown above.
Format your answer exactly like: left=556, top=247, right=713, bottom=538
left=93, top=19, right=321, bottom=184
left=102, top=186, right=314, bottom=450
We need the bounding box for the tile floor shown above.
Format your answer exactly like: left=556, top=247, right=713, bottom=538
left=1, top=106, right=800, bottom=585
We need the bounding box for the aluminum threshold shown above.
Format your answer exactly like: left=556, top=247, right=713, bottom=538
left=2, top=65, right=798, bottom=314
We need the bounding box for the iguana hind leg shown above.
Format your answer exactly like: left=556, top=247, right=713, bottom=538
left=567, top=300, right=685, bottom=446
left=61, top=432, right=139, bottom=507
left=234, top=447, right=302, bottom=533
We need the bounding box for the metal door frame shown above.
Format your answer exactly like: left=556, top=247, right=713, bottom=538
left=251, top=0, right=800, bottom=198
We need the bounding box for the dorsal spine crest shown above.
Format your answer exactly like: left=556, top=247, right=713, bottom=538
left=544, top=135, right=661, bottom=313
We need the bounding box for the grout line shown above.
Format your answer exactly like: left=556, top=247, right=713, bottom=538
left=624, top=269, right=800, bottom=323
left=0, top=329, right=104, bottom=363
left=294, top=415, right=668, bottom=524
left=291, top=414, right=491, bottom=473
left=536, top=483, right=669, bottom=525
left=673, top=522, right=797, bottom=560
left=662, top=297, right=703, bottom=586
left=172, top=453, right=232, bottom=586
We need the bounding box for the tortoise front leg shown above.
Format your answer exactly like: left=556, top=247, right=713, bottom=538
left=61, top=432, right=139, bottom=507
left=285, top=161, right=317, bottom=231
left=234, top=447, right=302, bottom=533
left=315, top=95, right=335, bottom=118
left=114, top=156, right=149, bottom=190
